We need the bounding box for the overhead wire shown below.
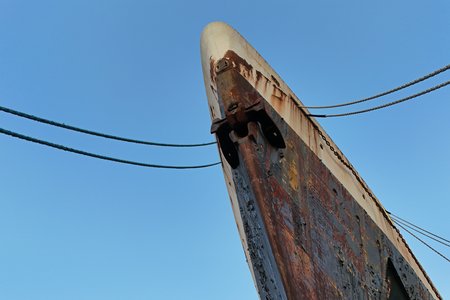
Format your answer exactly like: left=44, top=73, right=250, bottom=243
left=388, top=212, right=450, bottom=245
left=309, top=80, right=450, bottom=118
left=391, top=218, right=450, bottom=248
left=1, top=90, right=449, bottom=259
left=3, top=45, right=447, bottom=262
left=386, top=211, right=450, bottom=262
left=0, top=105, right=217, bottom=147
left=394, top=221, right=450, bottom=263
left=303, top=64, right=450, bottom=109
left=0, top=127, right=221, bottom=170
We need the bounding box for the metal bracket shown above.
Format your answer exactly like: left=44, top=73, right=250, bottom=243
left=211, top=101, right=285, bottom=169
left=215, top=58, right=232, bottom=74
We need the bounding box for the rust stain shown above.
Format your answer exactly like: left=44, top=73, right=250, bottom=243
left=288, top=162, right=299, bottom=191
left=209, top=105, right=215, bottom=119
left=210, top=84, right=219, bottom=102
left=255, top=70, right=271, bottom=92
left=271, top=85, right=288, bottom=102
left=224, top=49, right=253, bottom=71
left=209, top=56, right=216, bottom=84
left=238, top=108, right=435, bottom=299
left=212, top=55, right=439, bottom=299
left=271, top=75, right=280, bottom=87
left=289, top=94, right=301, bottom=108
left=255, top=70, right=263, bottom=82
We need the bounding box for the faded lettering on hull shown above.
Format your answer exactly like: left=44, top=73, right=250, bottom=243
left=201, top=22, right=440, bottom=300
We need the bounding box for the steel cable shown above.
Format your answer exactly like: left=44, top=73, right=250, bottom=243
left=309, top=80, right=450, bottom=118
left=388, top=212, right=450, bottom=244
left=0, top=127, right=221, bottom=169
left=304, top=64, right=450, bottom=109
left=0, top=105, right=216, bottom=147
left=392, top=219, right=450, bottom=248
left=394, top=221, right=450, bottom=263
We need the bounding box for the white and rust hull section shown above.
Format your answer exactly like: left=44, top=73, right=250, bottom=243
left=201, top=22, right=440, bottom=299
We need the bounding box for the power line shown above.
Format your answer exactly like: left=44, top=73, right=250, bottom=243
left=309, top=80, right=450, bottom=118
left=0, top=105, right=216, bottom=147
left=394, top=221, right=450, bottom=263
left=303, top=64, right=450, bottom=109
left=0, top=127, right=221, bottom=170
left=392, top=218, right=450, bottom=248
left=388, top=212, right=450, bottom=244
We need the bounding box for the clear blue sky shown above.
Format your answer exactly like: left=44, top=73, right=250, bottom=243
left=1, top=1, right=449, bottom=299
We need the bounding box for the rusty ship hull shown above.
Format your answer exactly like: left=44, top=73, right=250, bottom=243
left=201, top=22, right=440, bottom=299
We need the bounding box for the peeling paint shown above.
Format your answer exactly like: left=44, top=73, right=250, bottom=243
left=201, top=22, right=440, bottom=300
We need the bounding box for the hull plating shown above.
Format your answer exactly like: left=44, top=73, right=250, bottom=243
left=201, top=22, right=440, bottom=299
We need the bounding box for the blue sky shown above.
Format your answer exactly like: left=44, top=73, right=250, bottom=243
left=0, top=1, right=449, bottom=299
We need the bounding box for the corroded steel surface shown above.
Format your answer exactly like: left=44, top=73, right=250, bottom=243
left=201, top=22, right=440, bottom=299
left=233, top=104, right=435, bottom=299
